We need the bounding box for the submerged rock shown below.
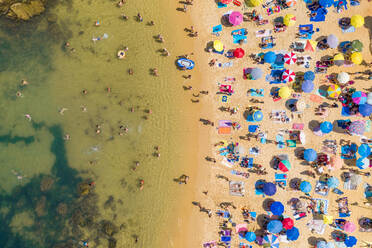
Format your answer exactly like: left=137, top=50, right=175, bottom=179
left=2, top=0, right=46, bottom=21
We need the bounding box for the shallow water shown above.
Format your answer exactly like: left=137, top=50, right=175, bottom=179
left=0, top=0, right=191, bottom=247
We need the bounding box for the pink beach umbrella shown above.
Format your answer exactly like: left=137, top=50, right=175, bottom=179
left=344, top=221, right=356, bottom=233
left=229, top=11, right=243, bottom=26
left=282, top=69, right=295, bottom=82
left=352, top=91, right=367, bottom=105
left=284, top=52, right=297, bottom=65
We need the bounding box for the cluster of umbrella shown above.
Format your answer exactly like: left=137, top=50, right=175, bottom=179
left=357, top=143, right=371, bottom=170
left=302, top=71, right=315, bottom=93
left=316, top=235, right=358, bottom=248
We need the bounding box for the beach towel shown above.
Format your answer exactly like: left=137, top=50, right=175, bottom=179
left=218, top=61, right=233, bottom=68
left=230, top=181, right=245, bottom=196
left=275, top=173, right=287, bottom=186
left=276, top=134, right=285, bottom=149
left=256, top=29, right=272, bottom=37
left=341, top=26, right=355, bottom=33
left=271, top=110, right=290, bottom=123
left=203, top=241, right=218, bottom=248
left=221, top=95, right=229, bottom=103
left=293, top=123, right=304, bottom=130
left=343, top=173, right=361, bottom=191
left=249, top=147, right=260, bottom=155
left=217, top=2, right=227, bottom=8
left=239, top=243, right=252, bottom=248
left=233, top=35, right=247, bottom=44
left=313, top=198, right=329, bottom=215
left=212, top=24, right=223, bottom=35
left=307, top=219, right=326, bottom=235
left=248, top=125, right=259, bottom=133
left=269, top=69, right=285, bottom=84
left=299, top=24, right=313, bottom=34
left=286, top=140, right=296, bottom=147
left=315, top=181, right=329, bottom=196
left=310, top=94, right=323, bottom=103
left=218, top=127, right=231, bottom=134
left=255, top=181, right=265, bottom=195
left=341, top=107, right=351, bottom=116
left=250, top=89, right=264, bottom=97
left=221, top=236, right=231, bottom=243
left=337, top=197, right=351, bottom=217
left=310, top=8, right=327, bottom=22
left=219, top=120, right=232, bottom=127
left=341, top=144, right=357, bottom=159
left=232, top=28, right=247, bottom=36
left=231, top=170, right=250, bottom=178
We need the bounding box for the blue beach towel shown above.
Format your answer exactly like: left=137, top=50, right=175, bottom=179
left=250, top=89, right=264, bottom=97
left=248, top=125, right=259, bottom=133
left=341, top=144, right=357, bottom=159
left=269, top=69, right=285, bottom=84
left=341, top=106, right=352, bottom=116
left=276, top=134, right=285, bottom=149
left=310, top=8, right=327, bottom=22
left=217, top=2, right=227, bottom=8
left=275, top=173, right=288, bottom=186
left=341, top=26, right=355, bottom=33
left=233, top=35, right=247, bottom=44
left=212, top=24, right=223, bottom=34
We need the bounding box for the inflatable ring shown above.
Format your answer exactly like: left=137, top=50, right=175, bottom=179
left=117, top=50, right=126, bottom=59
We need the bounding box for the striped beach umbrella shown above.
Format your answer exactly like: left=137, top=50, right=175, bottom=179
left=286, top=0, right=296, bottom=6
left=348, top=120, right=365, bottom=135
left=352, top=91, right=367, bottom=104
left=356, top=157, right=370, bottom=169
left=284, top=52, right=297, bottom=65
left=282, top=69, right=295, bottom=82
left=263, top=234, right=280, bottom=248
left=327, top=84, right=341, bottom=98
left=333, top=53, right=344, bottom=66
left=278, top=160, right=291, bottom=172
left=305, top=40, right=317, bottom=52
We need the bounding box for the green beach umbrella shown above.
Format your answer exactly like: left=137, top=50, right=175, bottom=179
left=278, top=160, right=291, bottom=172
left=351, top=40, right=363, bottom=52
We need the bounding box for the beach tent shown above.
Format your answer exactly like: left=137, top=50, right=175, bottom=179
left=327, top=177, right=340, bottom=188
left=245, top=232, right=256, bottom=242
left=286, top=0, right=296, bottom=7
left=328, top=155, right=342, bottom=170
left=351, top=52, right=362, bottom=65
left=327, top=84, right=341, bottom=98
left=320, top=121, right=333, bottom=134
left=300, top=181, right=312, bottom=193
left=344, top=236, right=357, bottom=247
left=352, top=91, right=367, bottom=104
left=344, top=221, right=356, bottom=233
left=286, top=227, right=299, bottom=241
left=282, top=218, right=294, bottom=229
left=305, top=40, right=317, bottom=52
left=267, top=220, right=283, bottom=234
left=319, top=0, right=334, bottom=7
left=263, top=234, right=280, bottom=248
left=302, top=80, right=314, bottom=93
left=278, top=160, right=291, bottom=172
left=304, top=148, right=317, bottom=162
left=284, top=52, right=297, bottom=64
left=349, top=120, right=365, bottom=135
left=229, top=11, right=243, bottom=26
left=263, top=182, right=277, bottom=196
left=270, top=201, right=284, bottom=215
left=350, top=15, right=364, bottom=28
left=333, top=53, right=344, bottom=66
left=213, top=40, right=224, bottom=52
left=304, top=71, right=315, bottom=81
left=358, top=144, right=371, bottom=157
left=282, top=69, right=295, bottom=82
left=317, top=241, right=327, bottom=248
left=351, top=40, right=363, bottom=52
left=327, top=34, right=339, bottom=48
left=234, top=48, right=245, bottom=58
left=246, top=0, right=262, bottom=6
left=284, top=14, right=296, bottom=26
left=264, top=51, right=276, bottom=64
left=279, top=86, right=291, bottom=99
left=337, top=72, right=350, bottom=84
left=359, top=104, right=372, bottom=117
left=356, top=157, right=369, bottom=169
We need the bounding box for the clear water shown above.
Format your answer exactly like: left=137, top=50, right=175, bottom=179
left=0, top=0, right=191, bottom=247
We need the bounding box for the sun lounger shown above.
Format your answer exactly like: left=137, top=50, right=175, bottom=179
left=315, top=181, right=329, bottom=196
left=218, top=62, right=234, bottom=68
left=233, top=35, right=247, bottom=44
left=275, top=173, right=287, bottom=186
left=231, top=170, right=250, bottom=179
left=337, top=197, right=351, bottom=217
left=343, top=173, right=361, bottom=191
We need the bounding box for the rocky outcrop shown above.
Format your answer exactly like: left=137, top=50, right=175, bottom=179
left=0, top=0, right=46, bottom=21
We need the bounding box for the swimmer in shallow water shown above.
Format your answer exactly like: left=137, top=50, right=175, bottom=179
left=59, top=107, right=68, bottom=115
left=24, top=114, right=32, bottom=121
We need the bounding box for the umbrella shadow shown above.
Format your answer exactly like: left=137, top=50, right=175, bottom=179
left=274, top=16, right=283, bottom=24
left=364, top=16, right=372, bottom=55
left=289, top=178, right=302, bottom=190
left=308, top=120, right=320, bottom=132
left=285, top=99, right=297, bottom=111
left=319, top=85, right=329, bottom=98
left=294, top=147, right=305, bottom=160
left=262, top=198, right=275, bottom=211
left=205, top=41, right=214, bottom=53
left=257, top=214, right=271, bottom=229
left=221, top=14, right=232, bottom=27
left=331, top=120, right=346, bottom=134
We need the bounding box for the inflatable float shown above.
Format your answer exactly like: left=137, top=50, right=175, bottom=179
left=117, top=50, right=126, bottom=59
left=176, top=58, right=195, bottom=70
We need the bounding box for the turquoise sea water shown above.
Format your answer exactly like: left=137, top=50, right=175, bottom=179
left=0, top=0, right=192, bottom=247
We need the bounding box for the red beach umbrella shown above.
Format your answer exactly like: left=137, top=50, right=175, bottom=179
left=278, top=160, right=291, bottom=172
left=284, top=52, right=297, bottom=65
left=282, top=69, right=295, bottom=82
left=221, top=0, right=233, bottom=4
left=282, top=217, right=294, bottom=229
left=234, top=48, right=245, bottom=58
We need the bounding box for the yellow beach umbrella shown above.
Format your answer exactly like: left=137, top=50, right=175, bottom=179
left=283, top=14, right=296, bottom=26
left=323, top=215, right=334, bottom=224
left=246, top=0, right=263, bottom=7
left=279, top=86, right=291, bottom=99
left=350, top=15, right=364, bottom=28
left=333, top=53, right=344, bottom=61
left=327, top=84, right=341, bottom=98
left=350, top=52, right=362, bottom=65
left=213, top=40, right=224, bottom=52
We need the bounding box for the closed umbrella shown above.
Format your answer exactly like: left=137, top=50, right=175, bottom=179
left=270, top=201, right=284, bottom=215
left=304, top=71, right=315, bottom=81
left=319, top=0, right=334, bottom=7
left=263, top=234, right=280, bottom=248
left=245, top=232, right=256, bottom=242
left=337, top=72, right=350, bottom=84
left=251, top=68, right=263, bottom=79
left=264, top=51, right=276, bottom=64
left=333, top=53, right=344, bottom=66
left=286, top=227, right=299, bottom=241
left=263, top=182, right=277, bottom=196
left=302, top=80, right=314, bottom=93
left=282, top=69, right=295, bottom=82
left=317, top=241, right=327, bottom=248
left=327, top=84, right=341, bottom=98
left=247, top=0, right=263, bottom=6
left=278, top=160, right=291, bottom=172
left=284, top=52, right=297, bottom=64
left=329, top=155, right=342, bottom=170
left=300, top=181, right=312, bottom=193
left=327, top=177, right=340, bottom=188
left=344, top=236, right=357, bottom=247
left=229, top=11, right=243, bottom=26
left=350, top=15, right=364, bottom=28
left=358, top=143, right=371, bottom=157
left=213, top=40, right=224, bottom=52
left=233, top=48, right=245, bottom=58
left=344, top=221, right=356, bottom=233
left=282, top=218, right=294, bottom=229
left=348, top=120, right=365, bottom=135
left=304, top=148, right=317, bottom=162
left=284, top=14, right=296, bottom=26
left=279, top=86, right=291, bottom=99
left=350, top=52, right=362, bottom=65
left=267, top=220, right=283, bottom=234
left=356, top=157, right=369, bottom=169
left=320, top=121, right=333, bottom=134
left=327, top=34, right=339, bottom=48
left=352, top=91, right=367, bottom=104
left=351, top=40, right=363, bottom=52
left=359, top=104, right=372, bottom=117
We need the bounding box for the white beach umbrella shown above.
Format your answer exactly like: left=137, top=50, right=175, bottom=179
left=337, top=72, right=350, bottom=84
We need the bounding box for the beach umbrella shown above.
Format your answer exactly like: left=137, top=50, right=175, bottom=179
left=344, top=236, right=357, bottom=247
left=264, top=51, right=276, bottom=64
left=333, top=53, right=344, bottom=66
left=327, top=177, right=340, bottom=188
left=245, top=232, right=256, bottom=242
left=351, top=15, right=364, bottom=28
left=368, top=93, right=372, bottom=105
left=327, top=84, right=341, bottom=98
left=329, top=155, right=342, bottom=170
left=246, top=0, right=262, bottom=6
left=327, top=34, right=339, bottom=49
left=356, top=157, right=369, bottom=169
left=320, top=121, right=333, bottom=134
left=352, top=91, right=367, bottom=105
left=270, top=201, right=284, bottom=215
left=263, top=234, right=280, bottom=248
left=252, top=110, right=263, bottom=122
left=282, top=218, right=294, bottom=229
left=304, top=148, right=317, bottom=162
left=229, top=11, right=243, bottom=26
left=282, top=69, right=295, bottom=82
left=278, top=160, right=291, bottom=172
left=302, top=80, right=314, bottom=93
left=251, top=68, right=263, bottom=80
left=349, top=120, right=365, bottom=135
left=317, top=241, right=327, bottom=248
left=351, top=40, right=363, bottom=52
left=296, top=99, right=306, bottom=112
left=304, top=71, right=315, bottom=81
left=284, top=14, right=296, bottom=26
left=300, top=181, right=312, bottom=193
left=323, top=215, right=333, bottom=224
left=319, top=0, right=334, bottom=7
left=359, top=104, right=372, bottom=117
left=284, top=51, right=297, bottom=64
left=213, top=40, right=224, bottom=52
left=305, top=40, right=317, bottom=52
left=220, top=0, right=233, bottom=4
left=267, top=220, right=283, bottom=234
left=337, top=72, right=350, bottom=84
left=358, top=143, right=371, bottom=157
left=344, top=221, right=356, bottom=233
left=279, top=86, right=291, bottom=99
left=233, top=48, right=245, bottom=58
left=350, top=52, right=362, bottom=65
left=263, top=182, right=277, bottom=196
left=286, top=0, right=296, bottom=7
left=326, top=242, right=336, bottom=248
left=286, top=226, right=299, bottom=241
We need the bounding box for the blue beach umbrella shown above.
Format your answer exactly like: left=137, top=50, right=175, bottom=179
left=320, top=121, right=333, bottom=134
left=327, top=177, right=340, bottom=188
left=356, top=157, right=370, bottom=169
left=358, top=143, right=371, bottom=157
left=264, top=51, right=276, bottom=64
left=270, top=201, right=284, bottom=216
left=326, top=242, right=336, bottom=248
left=304, top=148, right=317, bottom=162
left=300, top=181, right=312, bottom=193
left=317, top=241, right=327, bottom=248
left=302, top=80, right=314, bottom=93
left=304, top=71, right=315, bottom=81
left=344, top=236, right=357, bottom=247
left=286, top=226, right=299, bottom=241
left=253, top=110, right=264, bottom=122
left=319, top=0, right=334, bottom=7
left=263, top=182, right=277, bottom=196
left=359, top=104, right=372, bottom=117
left=263, top=234, right=280, bottom=248
left=245, top=232, right=256, bottom=242
left=267, top=220, right=283, bottom=234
